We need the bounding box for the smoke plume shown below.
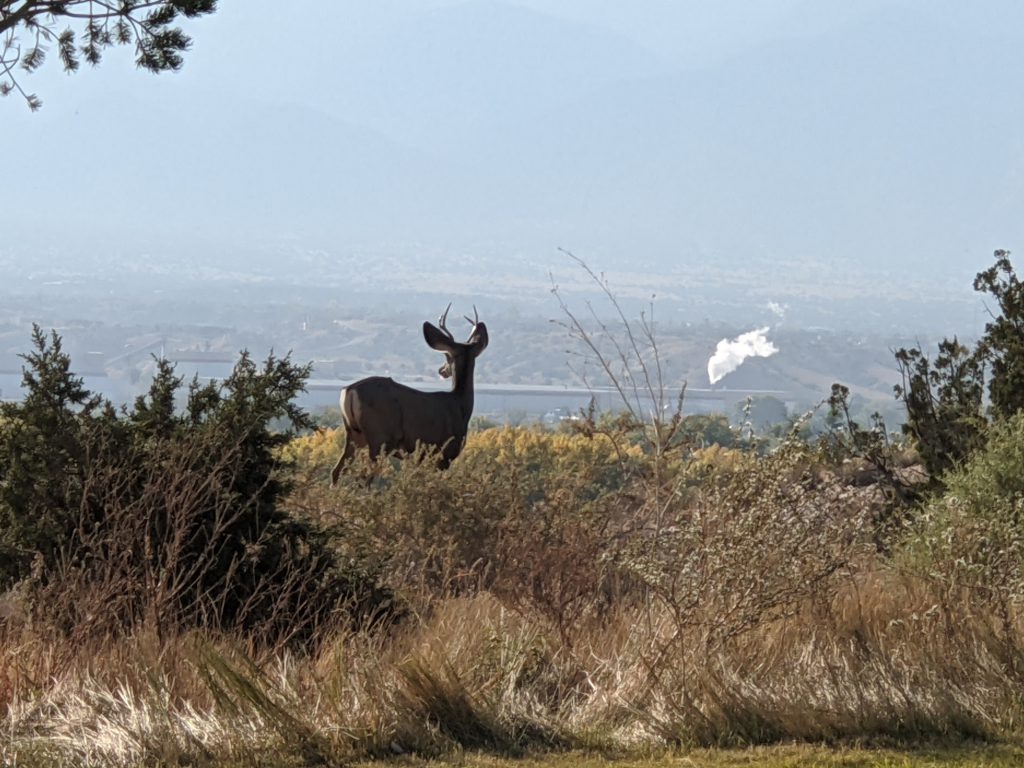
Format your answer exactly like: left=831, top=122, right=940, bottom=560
left=707, top=327, right=778, bottom=385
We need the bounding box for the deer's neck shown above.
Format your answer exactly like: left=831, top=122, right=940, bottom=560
left=449, top=356, right=476, bottom=422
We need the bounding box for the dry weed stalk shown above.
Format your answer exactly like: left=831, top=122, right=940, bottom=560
left=550, top=249, right=687, bottom=463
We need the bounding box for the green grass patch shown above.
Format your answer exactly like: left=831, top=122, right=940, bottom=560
left=353, top=744, right=1024, bottom=768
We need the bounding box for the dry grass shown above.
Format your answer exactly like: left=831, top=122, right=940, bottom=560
left=4, top=578, right=1024, bottom=767
left=5, top=426, right=1024, bottom=765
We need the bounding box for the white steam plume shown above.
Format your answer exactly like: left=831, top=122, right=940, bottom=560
left=707, top=327, right=778, bottom=385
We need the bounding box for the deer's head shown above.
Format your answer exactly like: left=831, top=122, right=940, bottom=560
left=423, top=304, right=488, bottom=381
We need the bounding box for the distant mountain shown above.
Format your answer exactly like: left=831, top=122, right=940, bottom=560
left=2, top=88, right=451, bottom=251
left=453, top=2, right=1024, bottom=271
left=342, top=0, right=665, bottom=148
left=2, top=0, right=666, bottom=254
left=4, top=0, right=1024, bottom=313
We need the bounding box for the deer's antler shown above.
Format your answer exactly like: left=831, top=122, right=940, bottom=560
left=438, top=302, right=455, bottom=341
left=463, top=305, right=479, bottom=327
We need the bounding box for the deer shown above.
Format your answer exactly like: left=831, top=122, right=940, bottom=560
left=330, top=304, right=488, bottom=486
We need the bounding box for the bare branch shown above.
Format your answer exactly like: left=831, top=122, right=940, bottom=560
left=552, top=250, right=687, bottom=459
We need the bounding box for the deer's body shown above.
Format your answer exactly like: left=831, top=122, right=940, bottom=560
left=331, top=306, right=487, bottom=485
left=338, top=376, right=474, bottom=466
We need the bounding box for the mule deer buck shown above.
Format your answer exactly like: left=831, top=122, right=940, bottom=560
left=330, top=305, right=488, bottom=486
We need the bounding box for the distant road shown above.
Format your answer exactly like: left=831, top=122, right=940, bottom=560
left=0, top=366, right=787, bottom=403
left=304, top=379, right=789, bottom=403
left=0, top=366, right=790, bottom=413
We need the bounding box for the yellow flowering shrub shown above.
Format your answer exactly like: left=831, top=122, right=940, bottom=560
left=282, top=424, right=652, bottom=641
left=464, top=425, right=645, bottom=480
left=277, top=428, right=346, bottom=479
left=281, top=425, right=648, bottom=488
left=281, top=422, right=870, bottom=649
left=690, top=443, right=750, bottom=474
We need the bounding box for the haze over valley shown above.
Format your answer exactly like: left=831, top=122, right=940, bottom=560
left=0, top=242, right=966, bottom=429
left=2, top=0, right=1016, bottom=423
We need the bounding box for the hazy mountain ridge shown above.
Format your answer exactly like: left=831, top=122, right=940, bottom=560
left=477, top=3, right=1024, bottom=268
left=2, top=0, right=1019, bottom=336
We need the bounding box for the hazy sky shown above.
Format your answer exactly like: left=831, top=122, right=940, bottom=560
left=12, top=1, right=842, bottom=106
left=4, top=0, right=1023, bottom=317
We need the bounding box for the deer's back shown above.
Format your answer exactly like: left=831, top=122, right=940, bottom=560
left=342, top=376, right=467, bottom=454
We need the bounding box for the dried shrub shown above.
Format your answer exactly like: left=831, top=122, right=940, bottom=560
left=619, top=436, right=873, bottom=651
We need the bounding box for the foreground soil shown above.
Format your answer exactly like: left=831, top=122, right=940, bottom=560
left=352, top=745, right=1024, bottom=768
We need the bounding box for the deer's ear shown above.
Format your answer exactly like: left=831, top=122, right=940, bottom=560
left=470, top=322, right=489, bottom=356
left=423, top=322, right=456, bottom=352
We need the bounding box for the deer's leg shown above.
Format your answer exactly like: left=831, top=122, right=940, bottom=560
left=436, top=435, right=463, bottom=471
left=330, top=429, right=358, bottom=487
left=435, top=441, right=453, bottom=470
left=363, top=441, right=389, bottom=488
left=367, top=442, right=383, bottom=464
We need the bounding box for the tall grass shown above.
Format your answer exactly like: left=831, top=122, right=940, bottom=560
left=4, top=424, right=1024, bottom=766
